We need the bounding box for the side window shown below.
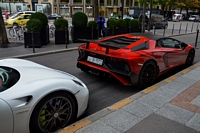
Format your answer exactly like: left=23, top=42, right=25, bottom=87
left=162, top=38, right=181, bottom=48
left=24, top=15, right=30, bottom=19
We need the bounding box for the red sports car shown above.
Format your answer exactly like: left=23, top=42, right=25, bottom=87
left=77, top=33, right=195, bottom=89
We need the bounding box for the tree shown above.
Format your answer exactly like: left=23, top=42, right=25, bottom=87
left=0, top=7, right=9, bottom=48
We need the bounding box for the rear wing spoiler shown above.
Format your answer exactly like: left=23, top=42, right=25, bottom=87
left=77, top=39, right=125, bottom=54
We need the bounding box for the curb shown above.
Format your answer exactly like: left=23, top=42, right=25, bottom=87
left=58, top=62, right=200, bottom=133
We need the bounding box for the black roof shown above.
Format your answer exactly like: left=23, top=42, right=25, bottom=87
left=128, top=33, right=166, bottom=40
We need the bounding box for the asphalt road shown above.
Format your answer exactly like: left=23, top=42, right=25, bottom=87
left=23, top=33, right=200, bottom=122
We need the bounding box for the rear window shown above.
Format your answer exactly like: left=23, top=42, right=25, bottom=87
left=0, top=66, right=20, bottom=92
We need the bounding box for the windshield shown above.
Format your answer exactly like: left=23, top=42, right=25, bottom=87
left=0, top=67, right=20, bottom=92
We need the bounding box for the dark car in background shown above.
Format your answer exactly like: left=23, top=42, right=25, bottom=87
left=139, top=14, right=168, bottom=29
left=47, top=14, right=62, bottom=19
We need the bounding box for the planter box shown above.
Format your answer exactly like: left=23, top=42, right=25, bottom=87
left=55, top=30, right=69, bottom=44
left=130, top=28, right=142, bottom=33
left=24, top=32, right=43, bottom=48
left=41, top=25, right=50, bottom=45
left=71, top=26, right=98, bottom=43
left=115, top=28, right=129, bottom=35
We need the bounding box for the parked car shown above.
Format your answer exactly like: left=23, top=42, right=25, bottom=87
left=189, top=15, right=198, bottom=21
left=0, top=58, right=89, bottom=133
left=193, top=15, right=200, bottom=22
left=172, top=14, right=183, bottom=22
left=9, top=11, right=35, bottom=19
left=77, top=33, right=195, bottom=89
left=47, top=14, right=62, bottom=19
left=5, top=14, right=31, bottom=28
left=139, top=14, right=168, bottom=29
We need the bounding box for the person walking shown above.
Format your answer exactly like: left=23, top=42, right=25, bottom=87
left=96, top=13, right=106, bottom=38
left=5, top=10, right=9, bottom=19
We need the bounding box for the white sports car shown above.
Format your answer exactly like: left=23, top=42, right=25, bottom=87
left=0, top=58, right=89, bottom=133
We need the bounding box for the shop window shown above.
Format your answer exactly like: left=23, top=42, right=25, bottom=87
left=60, top=0, right=69, bottom=4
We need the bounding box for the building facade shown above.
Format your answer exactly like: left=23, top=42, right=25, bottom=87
left=0, top=0, right=143, bottom=17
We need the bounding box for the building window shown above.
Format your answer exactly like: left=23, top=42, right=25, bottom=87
left=134, top=2, right=138, bottom=7
left=114, top=0, right=118, bottom=6
left=100, top=0, right=104, bottom=6
left=86, top=0, right=92, bottom=4
left=60, top=0, right=69, bottom=4
left=74, top=0, right=82, bottom=4
left=126, top=0, right=131, bottom=7
left=107, top=0, right=111, bottom=5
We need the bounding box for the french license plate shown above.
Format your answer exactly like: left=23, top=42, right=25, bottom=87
left=87, top=56, right=103, bottom=65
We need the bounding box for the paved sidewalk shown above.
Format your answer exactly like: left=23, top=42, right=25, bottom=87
left=59, top=63, right=200, bottom=133
left=1, top=31, right=200, bottom=133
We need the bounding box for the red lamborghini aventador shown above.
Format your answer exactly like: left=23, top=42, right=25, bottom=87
left=77, top=33, right=195, bottom=89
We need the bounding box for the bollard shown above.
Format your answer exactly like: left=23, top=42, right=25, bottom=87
left=31, top=30, right=35, bottom=53
left=185, top=23, right=188, bottom=33
left=195, top=29, right=199, bottom=48
left=153, top=25, right=155, bottom=35
left=65, top=27, right=68, bottom=48
left=191, top=22, right=194, bottom=32
left=197, top=22, right=199, bottom=30
left=179, top=23, right=182, bottom=34
left=91, top=26, right=93, bottom=40
left=172, top=24, right=174, bottom=35
left=163, top=26, right=165, bottom=36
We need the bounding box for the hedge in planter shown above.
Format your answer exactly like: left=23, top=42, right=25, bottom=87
left=115, top=19, right=128, bottom=35
left=30, top=12, right=49, bottom=45
left=24, top=19, right=43, bottom=48
left=71, top=12, right=90, bottom=42
left=54, top=18, right=69, bottom=44
left=105, top=18, right=118, bottom=36
left=87, top=20, right=98, bottom=39
left=129, top=19, right=141, bottom=33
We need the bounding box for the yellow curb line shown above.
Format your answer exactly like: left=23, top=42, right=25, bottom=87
left=194, top=63, right=200, bottom=67
left=58, top=119, right=91, bottom=133
left=143, top=85, right=159, bottom=93
left=165, top=75, right=177, bottom=82
left=108, top=98, right=133, bottom=110
left=181, top=69, right=190, bottom=74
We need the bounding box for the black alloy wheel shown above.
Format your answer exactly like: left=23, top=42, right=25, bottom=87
left=138, top=61, right=157, bottom=89
left=185, top=49, right=195, bottom=67
left=29, top=92, right=76, bottom=133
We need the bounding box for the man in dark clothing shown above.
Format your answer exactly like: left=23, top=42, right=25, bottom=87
left=96, top=13, right=106, bottom=38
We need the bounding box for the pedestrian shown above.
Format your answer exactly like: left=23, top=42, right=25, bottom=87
left=96, top=13, right=106, bottom=38
left=5, top=10, right=9, bottom=19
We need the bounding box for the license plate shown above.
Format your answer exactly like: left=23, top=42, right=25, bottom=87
left=87, top=56, right=103, bottom=65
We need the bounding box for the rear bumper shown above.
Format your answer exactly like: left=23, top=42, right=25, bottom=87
left=77, top=61, right=139, bottom=86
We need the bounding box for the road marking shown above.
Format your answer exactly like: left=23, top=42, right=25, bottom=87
left=108, top=98, right=133, bottom=110
left=143, top=85, right=159, bottom=93
left=59, top=119, right=91, bottom=133
left=165, top=75, right=177, bottom=82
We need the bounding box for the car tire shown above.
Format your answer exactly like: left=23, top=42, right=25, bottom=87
left=138, top=61, right=157, bottom=89
left=185, top=49, right=195, bottom=67
left=164, top=25, right=168, bottom=29
left=29, top=92, right=76, bottom=133
left=13, top=23, right=18, bottom=27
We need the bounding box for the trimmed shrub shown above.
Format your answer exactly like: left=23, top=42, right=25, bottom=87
left=72, top=12, right=88, bottom=27
left=26, top=19, right=42, bottom=32
left=129, top=19, right=140, bottom=28
left=54, top=18, right=68, bottom=31
left=30, top=12, right=48, bottom=27
left=107, top=18, right=118, bottom=29
left=124, top=18, right=131, bottom=27
left=117, top=19, right=126, bottom=28
left=88, top=20, right=97, bottom=29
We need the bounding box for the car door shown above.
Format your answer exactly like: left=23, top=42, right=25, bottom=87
left=16, top=15, right=30, bottom=26
left=157, top=38, right=188, bottom=68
